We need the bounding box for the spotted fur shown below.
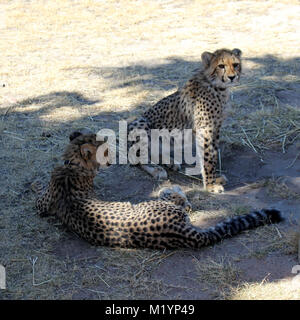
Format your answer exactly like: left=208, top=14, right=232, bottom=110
left=128, top=48, right=243, bottom=193
left=33, top=132, right=283, bottom=249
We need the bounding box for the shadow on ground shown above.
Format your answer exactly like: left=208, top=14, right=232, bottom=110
left=1, top=54, right=299, bottom=299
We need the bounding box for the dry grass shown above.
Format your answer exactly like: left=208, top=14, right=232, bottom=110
left=193, top=229, right=300, bottom=300
left=230, top=279, right=300, bottom=300
left=239, top=224, right=299, bottom=259
left=243, top=177, right=300, bottom=200
left=265, top=177, right=300, bottom=200
left=222, top=104, right=300, bottom=154
left=1, top=0, right=300, bottom=300
left=194, top=255, right=242, bottom=299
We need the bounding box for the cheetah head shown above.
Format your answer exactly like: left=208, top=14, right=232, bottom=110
left=201, top=48, right=242, bottom=88
left=63, top=129, right=111, bottom=172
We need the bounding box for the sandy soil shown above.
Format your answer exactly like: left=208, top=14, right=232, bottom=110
left=0, top=0, right=299, bottom=300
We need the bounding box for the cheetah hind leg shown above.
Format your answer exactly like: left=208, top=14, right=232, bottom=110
left=159, top=185, right=192, bottom=212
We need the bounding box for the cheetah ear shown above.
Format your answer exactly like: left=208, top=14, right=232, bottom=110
left=201, top=51, right=214, bottom=68
left=69, top=131, right=82, bottom=141
left=80, top=143, right=93, bottom=160
left=232, top=48, right=242, bottom=57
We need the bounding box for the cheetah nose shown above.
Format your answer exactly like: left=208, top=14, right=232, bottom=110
left=228, top=75, right=235, bottom=82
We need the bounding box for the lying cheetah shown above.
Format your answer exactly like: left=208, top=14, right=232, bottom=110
left=32, top=131, right=283, bottom=249
left=128, top=48, right=242, bottom=193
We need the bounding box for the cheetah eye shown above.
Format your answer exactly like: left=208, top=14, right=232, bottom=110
left=218, top=64, right=225, bottom=69
left=233, top=63, right=240, bottom=68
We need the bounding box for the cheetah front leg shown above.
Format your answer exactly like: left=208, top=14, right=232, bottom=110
left=196, top=125, right=226, bottom=193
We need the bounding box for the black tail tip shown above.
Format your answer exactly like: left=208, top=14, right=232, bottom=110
left=262, top=208, right=284, bottom=224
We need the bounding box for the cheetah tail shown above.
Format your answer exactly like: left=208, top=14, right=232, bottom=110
left=188, top=209, right=284, bottom=248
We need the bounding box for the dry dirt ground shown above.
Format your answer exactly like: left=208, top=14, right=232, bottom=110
left=0, top=0, right=300, bottom=300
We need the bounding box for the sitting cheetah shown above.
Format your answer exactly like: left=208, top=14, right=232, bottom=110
left=32, top=131, right=283, bottom=249
left=128, top=48, right=242, bottom=193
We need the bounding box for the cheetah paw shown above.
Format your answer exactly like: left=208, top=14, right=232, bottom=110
left=159, top=185, right=192, bottom=211
left=205, top=183, right=224, bottom=194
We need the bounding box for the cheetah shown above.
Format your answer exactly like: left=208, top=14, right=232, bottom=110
left=128, top=48, right=242, bottom=193
left=32, top=131, right=283, bottom=249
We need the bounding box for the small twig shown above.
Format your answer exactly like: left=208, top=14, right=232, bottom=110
left=218, top=148, right=222, bottom=175
left=140, top=251, right=160, bottom=264
left=285, top=151, right=300, bottom=169
left=134, top=268, right=144, bottom=279
left=282, top=135, right=286, bottom=154
left=29, top=256, right=52, bottom=286
left=240, top=126, right=258, bottom=153
left=262, top=119, right=265, bottom=135
left=238, top=240, right=254, bottom=255
left=259, top=273, right=271, bottom=286
left=176, top=170, right=203, bottom=182
left=85, top=288, right=106, bottom=295
left=274, top=226, right=282, bottom=238
left=97, top=274, right=110, bottom=288
left=274, top=96, right=280, bottom=109
left=254, top=127, right=260, bottom=139
left=3, top=130, right=25, bottom=141
left=146, top=251, right=176, bottom=264
left=290, top=132, right=300, bottom=144
left=290, top=119, right=300, bottom=128
left=93, top=265, right=106, bottom=272
left=3, top=105, right=14, bottom=116
left=275, top=128, right=299, bottom=140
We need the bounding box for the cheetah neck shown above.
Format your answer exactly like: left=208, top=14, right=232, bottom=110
left=192, top=70, right=230, bottom=91
left=183, top=71, right=230, bottom=104
left=52, top=165, right=96, bottom=195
